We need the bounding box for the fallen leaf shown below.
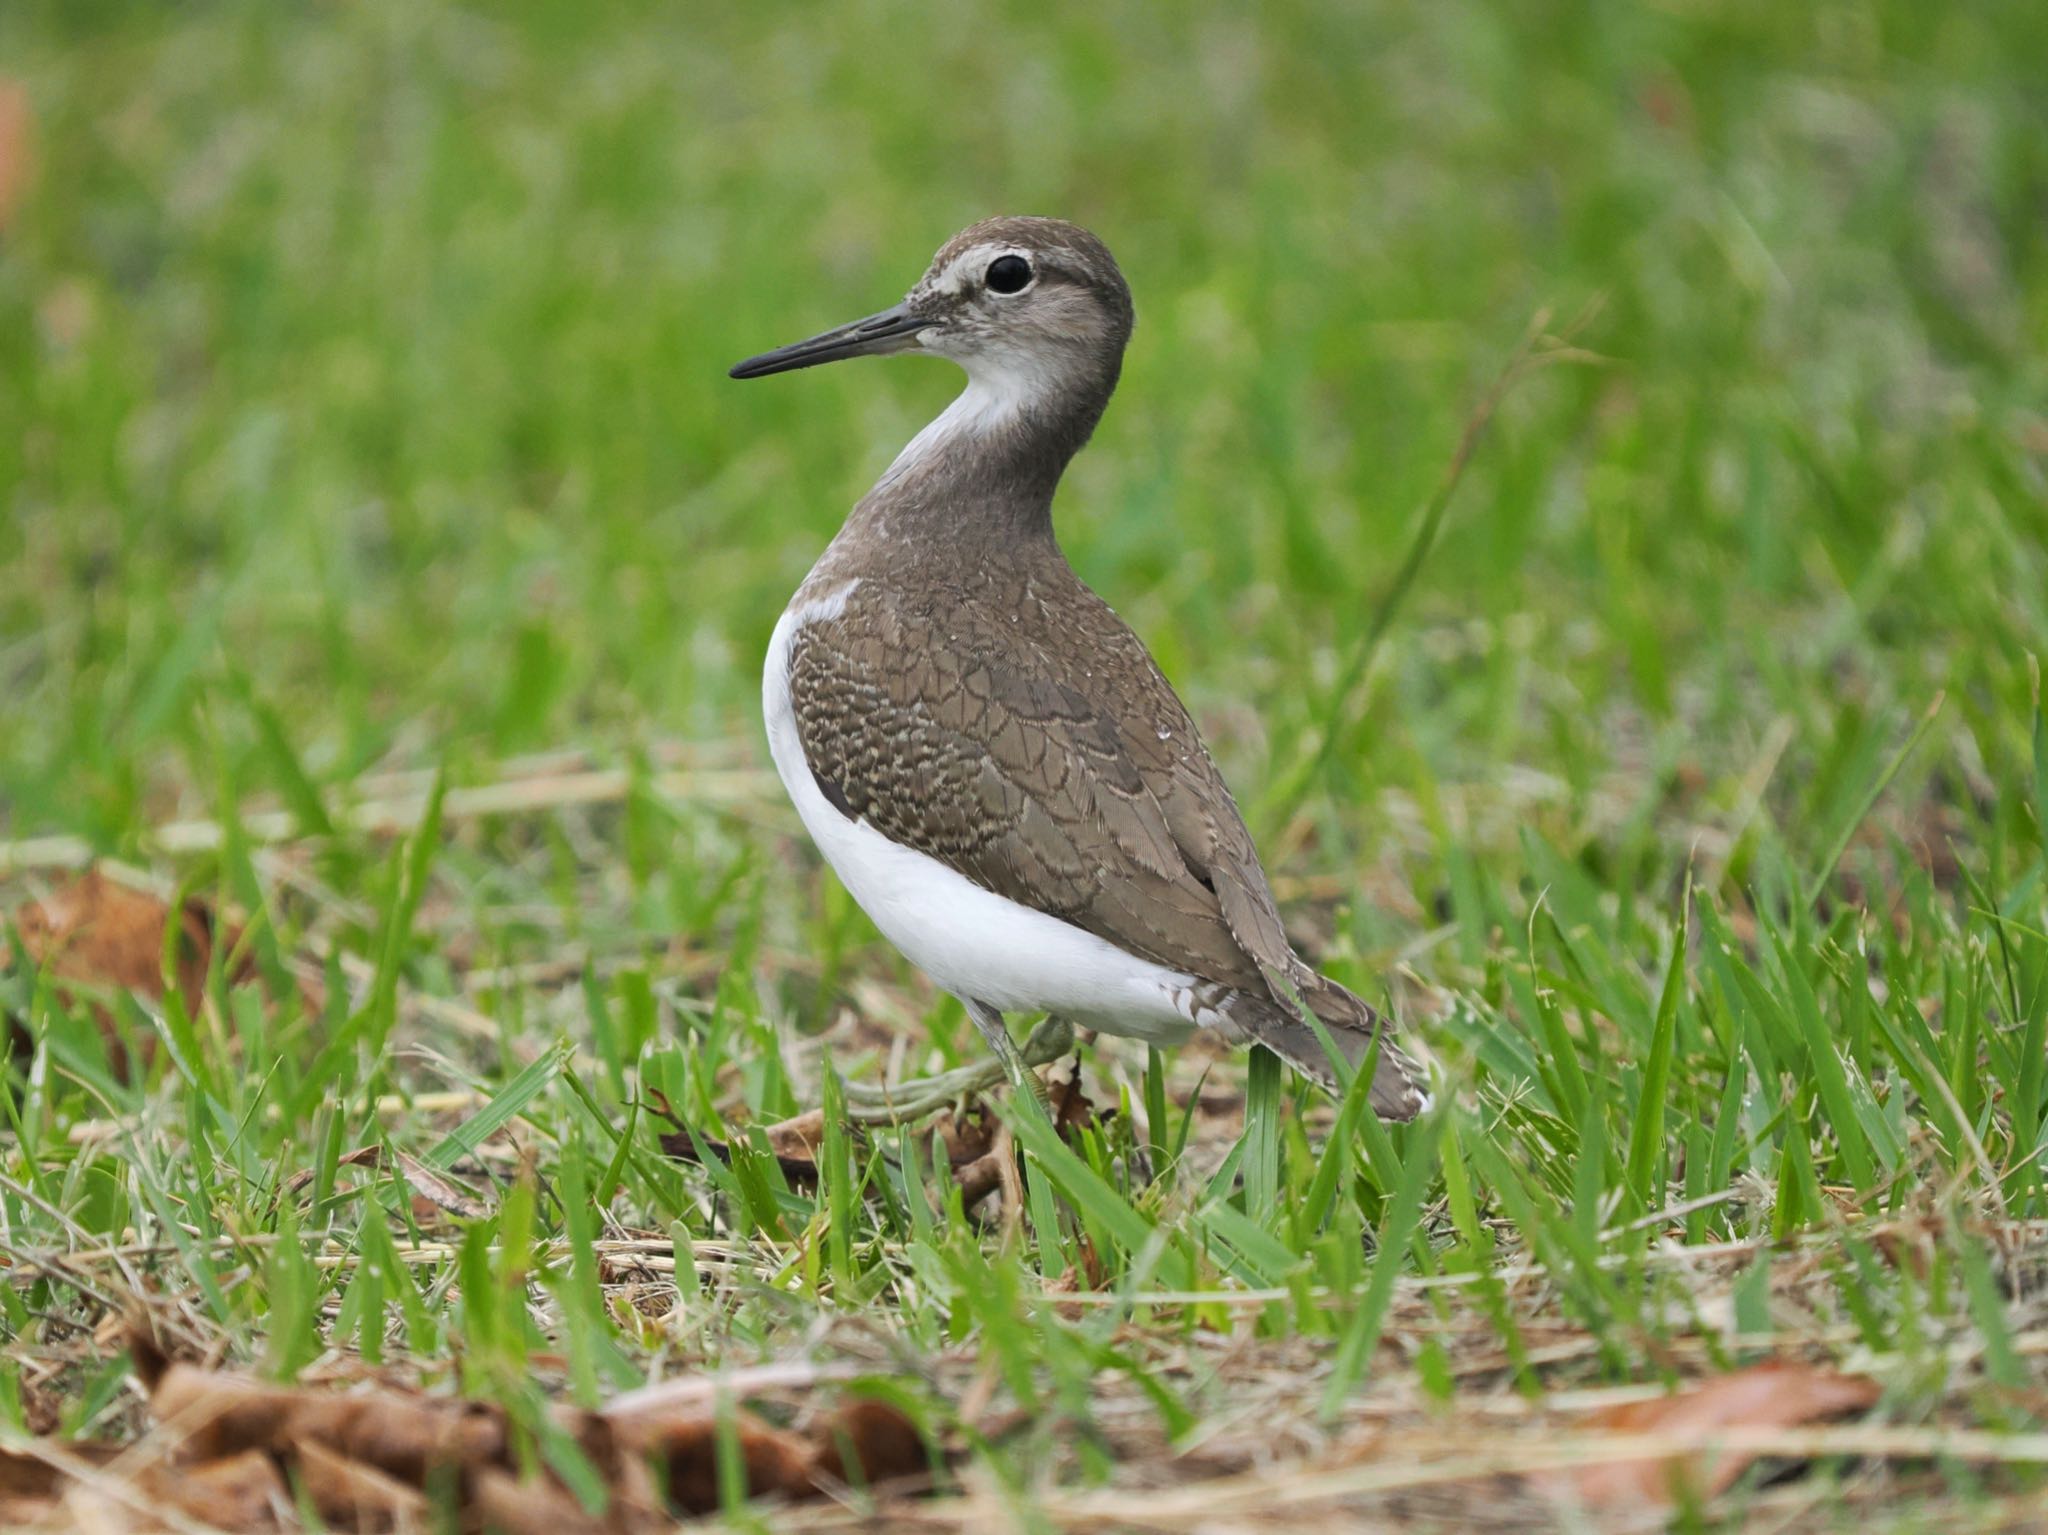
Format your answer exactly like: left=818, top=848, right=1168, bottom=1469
left=807, top=1397, right=930, bottom=1490
left=470, top=1466, right=600, bottom=1534
left=1046, top=1056, right=1097, bottom=1136
left=146, top=1449, right=287, bottom=1528
left=149, top=1360, right=508, bottom=1484
left=952, top=1146, right=1008, bottom=1210
left=1529, top=1361, right=1882, bottom=1510
left=0, top=1443, right=125, bottom=1527
left=633, top=1407, right=816, bottom=1517
left=649, top=1065, right=1123, bottom=1229
left=105, top=1325, right=928, bottom=1527
left=290, top=1437, right=430, bottom=1528
left=649, top=1092, right=843, bottom=1191
left=10, top=870, right=251, bottom=1002
left=762, top=1107, right=827, bottom=1162
left=929, top=1104, right=999, bottom=1167
left=598, top=1360, right=866, bottom=1426
left=0, top=1447, right=68, bottom=1503
left=7, top=869, right=257, bottom=1079
left=281, top=1143, right=494, bottom=1221
left=0, top=81, right=30, bottom=232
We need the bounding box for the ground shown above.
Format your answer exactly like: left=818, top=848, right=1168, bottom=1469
left=2, top=0, right=2047, bottom=1529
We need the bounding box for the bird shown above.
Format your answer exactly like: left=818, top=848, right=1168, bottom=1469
left=729, top=216, right=1429, bottom=1121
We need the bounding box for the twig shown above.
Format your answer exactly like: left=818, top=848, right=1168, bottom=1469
left=1275, top=302, right=1605, bottom=815
left=0, top=764, right=781, bottom=874
left=0, top=1436, right=228, bottom=1535
left=1034, top=1423, right=2048, bottom=1528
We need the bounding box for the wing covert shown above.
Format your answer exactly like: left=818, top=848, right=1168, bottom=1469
left=784, top=598, right=1270, bottom=995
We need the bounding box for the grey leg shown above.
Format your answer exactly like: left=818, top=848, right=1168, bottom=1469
left=840, top=1015, right=1074, bottom=1123
left=964, top=998, right=1054, bottom=1112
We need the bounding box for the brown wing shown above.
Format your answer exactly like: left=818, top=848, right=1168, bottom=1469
left=784, top=574, right=1305, bottom=1001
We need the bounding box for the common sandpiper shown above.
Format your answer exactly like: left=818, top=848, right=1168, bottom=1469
left=730, top=216, right=1428, bottom=1120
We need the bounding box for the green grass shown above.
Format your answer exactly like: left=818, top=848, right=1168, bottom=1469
left=3, top=0, right=2048, bottom=1526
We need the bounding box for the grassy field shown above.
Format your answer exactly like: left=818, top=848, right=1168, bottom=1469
left=3, top=0, right=2047, bottom=1527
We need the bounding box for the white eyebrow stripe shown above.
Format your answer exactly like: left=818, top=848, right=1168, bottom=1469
left=931, top=242, right=1027, bottom=296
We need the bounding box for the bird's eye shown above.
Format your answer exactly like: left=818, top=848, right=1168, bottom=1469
left=985, top=255, right=1033, bottom=294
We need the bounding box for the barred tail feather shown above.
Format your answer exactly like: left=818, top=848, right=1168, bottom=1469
left=1217, top=971, right=1431, bottom=1121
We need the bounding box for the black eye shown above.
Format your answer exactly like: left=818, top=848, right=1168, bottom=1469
left=985, top=254, right=1033, bottom=294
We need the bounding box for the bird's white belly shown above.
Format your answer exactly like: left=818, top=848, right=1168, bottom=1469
left=763, top=589, right=1200, bottom=1043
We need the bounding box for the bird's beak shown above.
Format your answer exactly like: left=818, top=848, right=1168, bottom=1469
left=728, top=302, right=930, bottom=380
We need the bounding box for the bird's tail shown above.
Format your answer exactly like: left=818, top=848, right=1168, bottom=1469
left=1226, top=970, right=1431, bottom=1121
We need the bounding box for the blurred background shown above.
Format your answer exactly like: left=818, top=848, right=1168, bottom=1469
left=4, top=6, right=2048, bottom=1508
left=1, top=0, right=2043, bottom=951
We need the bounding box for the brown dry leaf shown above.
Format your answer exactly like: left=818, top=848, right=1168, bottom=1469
left=764, top=1106, right=827, bottom=1162
left=930, top=1103, right=999, bottom=1166
left=648, top=1091, right=842, bottom=1191
left=150, top=1360, right=508, bottom=1484
left=7, top=869, right=257, bottom=1078
left=107, top=1326, right=927, bottom=1528
left=651, top=1066, right=1106, bottom=1222
left=953, top=1147, right=1008, bottom=1209
left=0, top=81, right=30, bottom=231
left=279, top=1146, right=358, bottom=1197
left=280, top=1144, right=494, bottom=1221
left=629, top=1406, right=817, bottom=1517
left=470, top=1466, right=604, bottom=1535
left=597, top=1392, right=925, bottom=1515
left=144, top=1448, right=288, bottom=1527
left=0, top=1447, right=69, bottom=1505
left=0, top=1444, right=124, bottom=1529
left=1046, top=1057, right=1098, bottom=1136
left=1040, top=1242, right=1106, bottom=1313
left=10, top=869, right=252, bottom=1003
left=291, top=1438, right=430, bottom=1529
left=807, top=1398, right=930, bottom=1490
left=647, top=1058, right=1126, bottom=1237
left=1529, top=1360, right=1882, bottom=1510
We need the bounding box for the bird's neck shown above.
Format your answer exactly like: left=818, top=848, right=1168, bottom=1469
left=842, top=352, right=1121, bottom=551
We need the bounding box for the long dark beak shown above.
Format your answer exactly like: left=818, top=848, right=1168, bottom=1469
left=728, top=302, right=929, bottom=380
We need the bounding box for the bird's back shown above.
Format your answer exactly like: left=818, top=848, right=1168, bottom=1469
left=786, top=532, right=1277, bottom=997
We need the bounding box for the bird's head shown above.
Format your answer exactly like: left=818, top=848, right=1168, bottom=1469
left=729, top=217, right=1135, bottom=406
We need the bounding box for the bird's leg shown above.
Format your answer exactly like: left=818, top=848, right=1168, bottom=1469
left=965, top=999, right=1055, bottom=1115
left=839, top=1015, right=1072, bottom=1124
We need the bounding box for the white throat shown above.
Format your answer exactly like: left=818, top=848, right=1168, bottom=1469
left=881, top=349, right=1053, bottom=482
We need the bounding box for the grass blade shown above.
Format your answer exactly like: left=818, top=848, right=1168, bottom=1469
left=423, top=1040, right=570, bottom=1172
left=1623, top=882, right=1689, bottom=1215
left=1321, top=1108, right=1443, bottom=1418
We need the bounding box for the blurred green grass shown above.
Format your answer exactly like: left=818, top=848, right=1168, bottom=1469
left=3, top=0, right=2048, bottom=1524
left=6, top=0, right=2041, bottom=859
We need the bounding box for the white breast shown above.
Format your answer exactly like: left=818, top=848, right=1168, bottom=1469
left=762, top=583, right=1202, bottom=1043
